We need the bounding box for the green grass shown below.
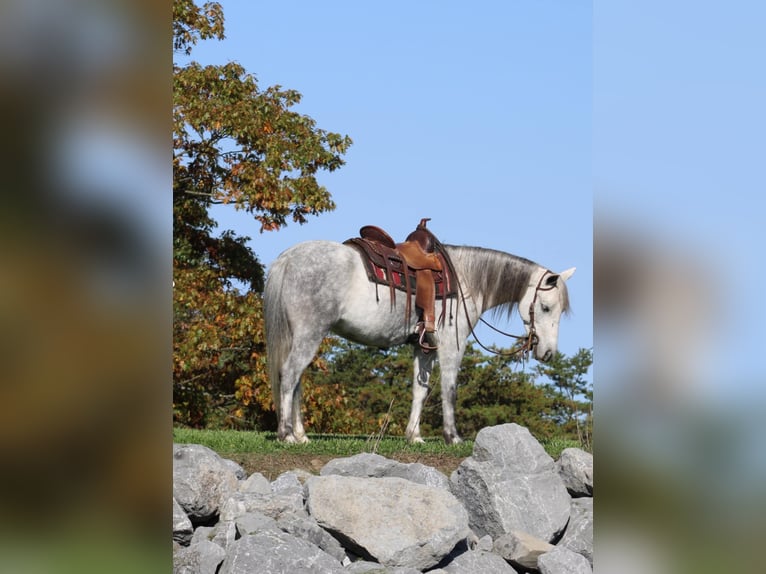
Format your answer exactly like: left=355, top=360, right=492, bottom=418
left=172, top=427, right=582, bottom=459
left=172, top=427, right=474, bottom=458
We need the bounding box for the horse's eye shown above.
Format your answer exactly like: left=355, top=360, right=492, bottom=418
left=541, top=304, right=550, bottom=313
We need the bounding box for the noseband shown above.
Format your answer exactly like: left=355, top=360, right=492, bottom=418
left=521, top=270, right=557, bottom=353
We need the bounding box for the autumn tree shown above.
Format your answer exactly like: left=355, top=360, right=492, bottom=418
left=172, top=0, right=352, bottom=427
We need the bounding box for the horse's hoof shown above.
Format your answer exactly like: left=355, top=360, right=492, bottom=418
left=406, top=429, right=425, bottom=444
left=444, top=434, right=463, bottom=445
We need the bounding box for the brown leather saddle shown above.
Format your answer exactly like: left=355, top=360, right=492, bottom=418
left=344, top=219, right=457, bottom=342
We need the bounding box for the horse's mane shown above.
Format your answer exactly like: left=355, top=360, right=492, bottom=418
left=444, top=245, right=570, bottom=320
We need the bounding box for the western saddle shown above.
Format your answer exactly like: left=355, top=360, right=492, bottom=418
left=344, top=218, right=456, bottom=351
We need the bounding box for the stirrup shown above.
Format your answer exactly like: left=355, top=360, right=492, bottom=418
left=417, top=324, right=439, bottom=352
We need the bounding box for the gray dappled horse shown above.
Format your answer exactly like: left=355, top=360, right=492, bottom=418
left=265, top=240, right=574, bottom=444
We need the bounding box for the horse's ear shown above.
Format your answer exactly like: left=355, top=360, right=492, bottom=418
left=558, top=267, right=576, bottom=282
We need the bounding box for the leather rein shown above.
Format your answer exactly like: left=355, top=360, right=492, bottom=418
left=460, top=270, right=556, bottom=359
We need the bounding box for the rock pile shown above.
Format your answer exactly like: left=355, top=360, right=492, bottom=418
left=173, top=423, right=593, bottom=573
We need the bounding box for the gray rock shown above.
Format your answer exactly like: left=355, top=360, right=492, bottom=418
left=307, top=475, right=470, bottom=570
left=218, top=494, right=247, bottom=522
left=558, top=497, right=593, bottom=565
left=440, top=549, right=518, bottom=573
left=450, top=424, right=571, bottom=542
left=221, top=457, right=248, bottom=480
left=238, top=471, right=271, bottom=495
left=272, top=471, right=305, bottom=495
left=172, top=497, right=193, bottom=545
left=493, top=530, right=554, bottom=570
left=189, top=525, right=214, bottom=546
left=218, top=531, right=344, bottom=574
left=277, top=512, right=348, bottom=563
left=321, top=452, right=450, bottom=489
left=173, top=443, right=240, bottom=523
left=474, top=534, right=494, bottom=552
left=209, top=519, right=237, bottom=550
left=288, top=468, right=317, bottom=484
left=221, top=485, right=307, bottom=523
left=344, top=564, right=421, bottom=574
left=234, top=510, right=279, bottom=536
left=173, top=539, right=226, bottom=574
left=538, top=545, right=592, bottom=574
left=556, top=448, right=593, bottom=496
left=320, top=452, right=395, bottom=477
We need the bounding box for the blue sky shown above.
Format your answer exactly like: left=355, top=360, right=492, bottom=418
left=595, top=0, right=766, bottom=396
left=182, top=1, right=593, bottom=362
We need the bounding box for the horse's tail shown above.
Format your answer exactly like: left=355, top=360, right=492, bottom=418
left=263, top=256, right=292, bottom=415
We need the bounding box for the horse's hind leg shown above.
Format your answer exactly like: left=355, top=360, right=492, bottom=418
left=405, top=349, right=436, bottom=443
left=277, top=331, right=325, bottom=444
left=291, top=384, right=307, bottom=443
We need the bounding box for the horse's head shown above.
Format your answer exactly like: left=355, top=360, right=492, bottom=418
left=518, top=267, right=575, bottom=362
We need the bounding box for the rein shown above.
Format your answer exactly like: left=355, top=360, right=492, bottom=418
left=461, top=270, right=555, bottom=359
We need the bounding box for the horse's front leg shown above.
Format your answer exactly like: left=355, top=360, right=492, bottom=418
left=440, top=375, right=462, bottom=444
left=405, top=349, right=436, bottom=443
left=439, top=348, right=465, bottom=445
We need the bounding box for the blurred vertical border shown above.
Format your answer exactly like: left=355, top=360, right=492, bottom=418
left=0, top=0, right=170, bottom=571
left=595, top=2, right=766, bottom=573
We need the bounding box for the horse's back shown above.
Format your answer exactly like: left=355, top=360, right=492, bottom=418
left=270, top=240, right=358, bottom=276
left=266, top=240, right=362, bottom=306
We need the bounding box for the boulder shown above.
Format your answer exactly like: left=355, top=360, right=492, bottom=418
left=321, top=452, right=450, bottom=489
left=493, top=530, right=554, bottom=570
left=277, top=512, right=348, bottom=563
left=172, top=497, right=193, bottom=545
left=558, top=497, right=593, bottom=565
left=556, top=448, right=593, bottom=496
left=538, top=545, right=592, bottom=574
left=173, top=444, right=240, bottom=524
left=307, top=475, right=470, bottom=570
left=218, top=530, right=344, bottom=574
left=450, top=424, right=571, bottom=542
left=173, top=539, right=225, bottom=574
left=439, top=549, right=518, bottom=573
left=238, top=471, right=271, bottom=495
left=209, top=519, right=237, bottom=550
left=233, top=510, right=279, bottom=537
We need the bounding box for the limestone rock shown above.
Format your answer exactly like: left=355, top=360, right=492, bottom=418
left=218, top=530, right=344, bottom=574
left=556, top=448, right=593, bottom=496
left=172, top=497, right=193, bottom=545
left=493, top=530, right=554, bottom=570
left=173, top=539, right=225, bottom=574
left=559, top=497, right=593, bottom=566
left=238, top=471, right=271, bottom=495
left=173, top=444, right=240, bottom=524
left=307, top=475, right=470, bottom=570
left=450, top=424, right=571, bottom=542
left=440, top=549, right=518, bottom=573
left=538, top=545, right=592, bottom=574
left=321, top=452, right=450, bottom=489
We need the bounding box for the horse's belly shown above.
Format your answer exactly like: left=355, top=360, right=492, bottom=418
left=332, top=281, right=417, bottom=347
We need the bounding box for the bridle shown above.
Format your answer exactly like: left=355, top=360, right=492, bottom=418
left=465, top=269, right=557, bottom=359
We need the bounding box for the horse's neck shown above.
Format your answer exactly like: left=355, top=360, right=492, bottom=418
left=446, top=245, right=540, bottom=314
